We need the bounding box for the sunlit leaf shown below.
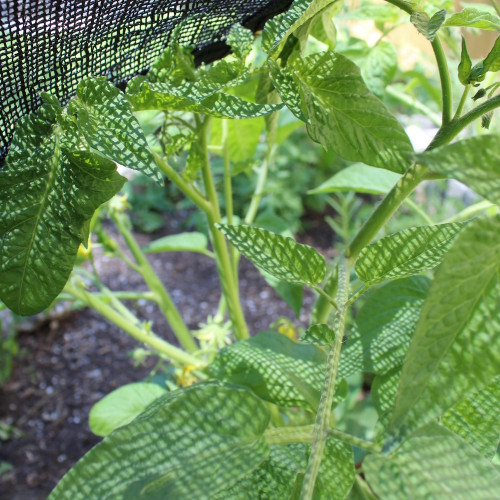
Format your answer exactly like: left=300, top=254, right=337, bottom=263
left=0, top=105, right=125, bottom=315
left=389, top=216, right=500, bottom=434
left=444, top=8, right=500, bottom=31
left=364, top=423, right=500, bottom=499
left=309, top=163, right=400, bottom=195
left=292, top=52, right=413, bottom=173
left=217, top=224, right=326, bottom=286
left=210, top=331, right=327, bottom=410
left=142, top=232, right=209, bottom=254
left=415, top=135, right=500, bottom=204
left=355, top=222, right=466, bottom=285
left=49, top=382, right=270, bottom=499
left=410, top=10, right=446, bottom=42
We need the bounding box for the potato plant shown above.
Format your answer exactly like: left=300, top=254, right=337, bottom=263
left=1, top=0, right=500, bottom=498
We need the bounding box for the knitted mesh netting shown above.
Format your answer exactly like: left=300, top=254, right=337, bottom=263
left=0, top=0, right=292, bottom=164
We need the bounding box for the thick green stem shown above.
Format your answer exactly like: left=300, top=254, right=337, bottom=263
left=198, top=117, right=250, bottom=340
left=152, top=151, right=211, bottom=215
left=431, top=37, right=453, bottom=125
left=346, top=163, right=428, bottom=264
left=112, top=212, right=198, bottom=353
left=222, top=119, right=238, bottom=281
left=301, top=261, right=349, bottom=500
left=427, top=95, right=500, bottom=150
left=65, top=284, right=203, bottom=367
left=384, top=0, right=452, bottom=125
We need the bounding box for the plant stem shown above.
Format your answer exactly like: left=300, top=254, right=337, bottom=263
left=222, top=119, right=238, bottom=281
left=431, top=37, right=453, bottom=125
left=244, top=150, right=273, bottom=225
left=443, top=200, right=498, bottom=223
left=427, top=95, right=500, bottom=150
left=353, top=476, right=379, bottom=500
left=301, top=261, right=349, bottom=500
left=57, top=290, right=157, bottom=303
left=383, top=0, right=452, bottom=125
left=386, top=86, right=441, bottom=126
left=112, top=212, right=198, bottom=353
left=491, top=0, right=500, bottom=16
left=346, top=163, right=429, bottom=264
left=453, top=84, right=471, bottom=120
left=152, top=151, right=211, bottom=215
left=198, top=117, right=250, bottom=340
left=65, top=284, right=203, bottom=367
left=312, top=285, right=338, bottom=311
left=311, top=267, right=338, bottom=325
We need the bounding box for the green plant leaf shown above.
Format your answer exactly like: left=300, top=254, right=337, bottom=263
left=414, top=135, right=500, bottom=204
left=309, top=163, right=401, bottom=195
left=127, top=77, right=282, bottom=119
left=142, top=232, right=209, bottom=254
left=210, top=331, right=327, bottom=410
left=444, top=8, right=500, bottom=31
left=410, top=9, right=446, bottom=42
left=360, top=41, right=398, bottom=97
left=0, top=107, right=126, bottom=315
left=483, top=36, right=500, bottom=72
left=227, top=24, right=254, bottom=61
left=268, top=59, right=307, bottom=122
left=355, top=222, right=466, bottom=286
left=49, top=382, right=270, bottom=499
left=262, top=0, right=342, bottom=56
left=364, top=423, right=500, bottom=499
left=216, top=224, right=326, bottom=286
left=389, top=216, right=500, bottom=434
left=71, top=78, right=160, bottom=182
left=292, top=52, right=413, bottom=173
left=458, top=37, right=473, bottom=85
left=89, top=383, right=167, bottom=437
left=442, top=375, right=500, bottom=460
left=303, top=323, right=336, bottom=346
left=339, top=277, right=430, bottom=378
left=339, top=4, right=401, bottom=23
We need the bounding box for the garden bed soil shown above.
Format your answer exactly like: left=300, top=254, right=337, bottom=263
left=0, top=213, right=333, bottom=499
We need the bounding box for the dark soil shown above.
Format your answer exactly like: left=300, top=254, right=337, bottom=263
left=0, top=213, right=334, bottom=499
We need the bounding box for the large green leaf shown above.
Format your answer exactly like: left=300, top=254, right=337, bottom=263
left=364, top=423, right=500, bottom=499
left=89, top=383, right=167, bottom=437
left=216, top=224, right=326, bottom=286
left=215, top=439, right=354, bottom=500
left=0, top=106, right=126, bottom=315
left=308, top=163, right=401, bottom=195
left=49, top=382, right=270, bottom=499
left=339, top=277, right=429, bottom=378
left=127, top=78, right=282, bottom=119
left=142, top=232, right=209, bottom=255
left=360, top=41, right=398, bottom=97
left=355, top=222, right=466, bottom=286
left=71, top=78, right=160, bottom=182
left=442, top=375, right=500, bottom=460
left=210, top=331, right=327, bottom=411
left=444, top=8, right=500, bottom=31
left=291, top=52, right=413, bottom=173
left=389, top=216, right=500, bottom=434
left=415, top=136, right=500, bottom=204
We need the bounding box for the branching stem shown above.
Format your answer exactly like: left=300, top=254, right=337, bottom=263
left=301, top=261, right=349, bottom=500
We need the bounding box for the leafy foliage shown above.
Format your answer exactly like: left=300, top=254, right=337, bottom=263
left=210, top=331, right=328, bottom=411
left=217, top=224, right=326, bottom=286
left=364, top=423, right=500, bottom=499
left=0, top=104, right=126, bottom=314
left=390, top=216, right=500, bottom=434
left=50, top=383, right=271, bottom=499
left=355, top=222, right=466, bottom=285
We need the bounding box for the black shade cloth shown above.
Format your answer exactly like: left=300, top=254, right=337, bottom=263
left=0, top=0, right=292, bottom=165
